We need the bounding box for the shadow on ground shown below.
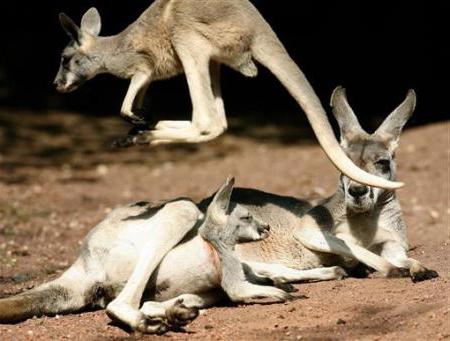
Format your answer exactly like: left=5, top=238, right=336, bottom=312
left=0, top=108, right=317, bottom=176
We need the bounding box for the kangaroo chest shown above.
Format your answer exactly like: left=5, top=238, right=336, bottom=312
left=332, top=215, right=395, bottom=249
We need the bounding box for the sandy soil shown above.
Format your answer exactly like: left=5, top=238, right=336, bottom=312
left=0, top=110, right=448, bottom=340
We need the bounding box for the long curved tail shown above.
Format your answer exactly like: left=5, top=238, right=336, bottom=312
left=251, top=28, right=403, bottom=189
left=0, top=265, right=88, bottom=324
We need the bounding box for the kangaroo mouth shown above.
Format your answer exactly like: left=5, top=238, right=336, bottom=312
left=56, top=76, right=86, bottom=93
left=56, top=84, right=72, bottom=93
left=347, top=198, right=373, bottom=213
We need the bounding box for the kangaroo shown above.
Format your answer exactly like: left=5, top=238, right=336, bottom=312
left=225, top=87, right=439, bottom=285
left=0, top=177, right=289, bottom=334
left=53, top=0, right=402, bottom=190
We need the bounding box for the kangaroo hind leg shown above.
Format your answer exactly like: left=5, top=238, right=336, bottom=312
left=138, top=292, right=221, bottom=334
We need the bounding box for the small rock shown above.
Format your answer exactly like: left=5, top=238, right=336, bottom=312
left=96, top=164, right=109, bottom=176
left=204, top=325, right=214, bottom=330
left=429, top=210, right=440, bottom=220
left=336, top=318, right=346, bottom=325
left=12, top=274, right=29, bottom=283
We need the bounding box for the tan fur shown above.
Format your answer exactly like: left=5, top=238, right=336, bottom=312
left=0, top=178, right=284, bottom=334
left=55, top=0, right=402, bottom=189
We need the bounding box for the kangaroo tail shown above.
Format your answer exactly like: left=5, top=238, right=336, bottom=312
left=251, top=28, right=403, bottom=189
left=0, top=265, right=89, bottom=324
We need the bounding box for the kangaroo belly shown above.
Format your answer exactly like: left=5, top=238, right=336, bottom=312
left=235, top=232, right=335, bottom=270
left=148, top=237, right=220, bottom=302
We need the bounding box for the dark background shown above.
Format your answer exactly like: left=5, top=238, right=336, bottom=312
left=0, top=0, right=448, bottom=130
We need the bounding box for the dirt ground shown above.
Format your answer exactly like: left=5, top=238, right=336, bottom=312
left=0, top=110, right=448, bottom=340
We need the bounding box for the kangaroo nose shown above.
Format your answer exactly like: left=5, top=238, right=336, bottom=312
left=348, top=186, right=369, bottom=198
left=258, top=224, right=270, bottom=233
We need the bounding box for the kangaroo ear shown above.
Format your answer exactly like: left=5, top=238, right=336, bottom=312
left=81, top=7, right=102, bottom=36
left=330, top=86, right=365, bottom=144
left=204, top=177, right=235, bottom=227
left=59, top=13, right=81, bottom=44
left=375, top=90, right=416, bottom=152
left=210, top=176, right=235, bottom=215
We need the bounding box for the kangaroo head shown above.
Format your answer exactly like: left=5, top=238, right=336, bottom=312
left=200, top=177, right=269, bottom=246
left=331, top=86, right=416, bottom=213
left=54, top=8, right=105, bottom=93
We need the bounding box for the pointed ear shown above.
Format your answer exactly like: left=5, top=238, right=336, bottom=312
left=375, top=90, right=416, bottom=152
left=330, top=86, right=365, bottom=144
left=81, top=7, right=102, bottom=36
left=209, top=176, right=235, bottom=215
left=59, top=13, right=81, bottom=43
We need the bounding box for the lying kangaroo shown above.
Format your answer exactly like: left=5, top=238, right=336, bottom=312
left=53, top=0, right=401, bottom=190
left=0, top=178, right=288, bottom=334
left=0, top=89, right=437, bottom=333
left=84, top=88, right=438, bottom=333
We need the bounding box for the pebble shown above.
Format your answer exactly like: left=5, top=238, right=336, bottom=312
left=336, top=318, right=346, bottom=325
left=429, top=210, right=440, bottom=220
left=96, top=164, right=109, bottom=176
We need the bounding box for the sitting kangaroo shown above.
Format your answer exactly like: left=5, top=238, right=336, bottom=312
left=53, top=0, right=401, bottom=190
left=226, top=87, right=439, bottom=285
left=0, top=178, right=289, bottom=334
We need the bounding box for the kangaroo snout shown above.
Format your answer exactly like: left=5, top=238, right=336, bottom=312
left=54, top=78, right=80, bottom=93
left=54, top=79, right=67, bottom=93
left=348, top=185, right=369, bottom=198
left=258, top=223, right=270, bottom=234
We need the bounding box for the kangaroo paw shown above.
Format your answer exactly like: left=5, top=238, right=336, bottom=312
left=165, top=299, right=199, bottom=327
left=410, top=268, right=439, bottom=283
left=121, top=112, right=148, bottom=126
left=111, top=135, right=136, bottom=148
left=273, top=281, right=298, bottom=293
left=332, top=266, right=348, bottom=280
left=135, top=317, right=169, bottom=335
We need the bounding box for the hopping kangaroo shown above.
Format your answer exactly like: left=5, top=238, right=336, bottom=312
left=0, top=178, right=290, bottom=334
left=54, top=0, right=401, bottom=190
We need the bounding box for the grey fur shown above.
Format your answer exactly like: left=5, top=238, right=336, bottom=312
left=232, top=88, right=437, bottom=284
left=54, top=0, right=402, bottom=190
left=199, top=177, right=288, bottom=303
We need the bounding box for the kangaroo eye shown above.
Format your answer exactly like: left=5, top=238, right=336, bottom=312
left=375, top=159, right=391, bottom=172
left=241, top=215, right=252, bottom=222
left=61, top=56, right=71, bottom=66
